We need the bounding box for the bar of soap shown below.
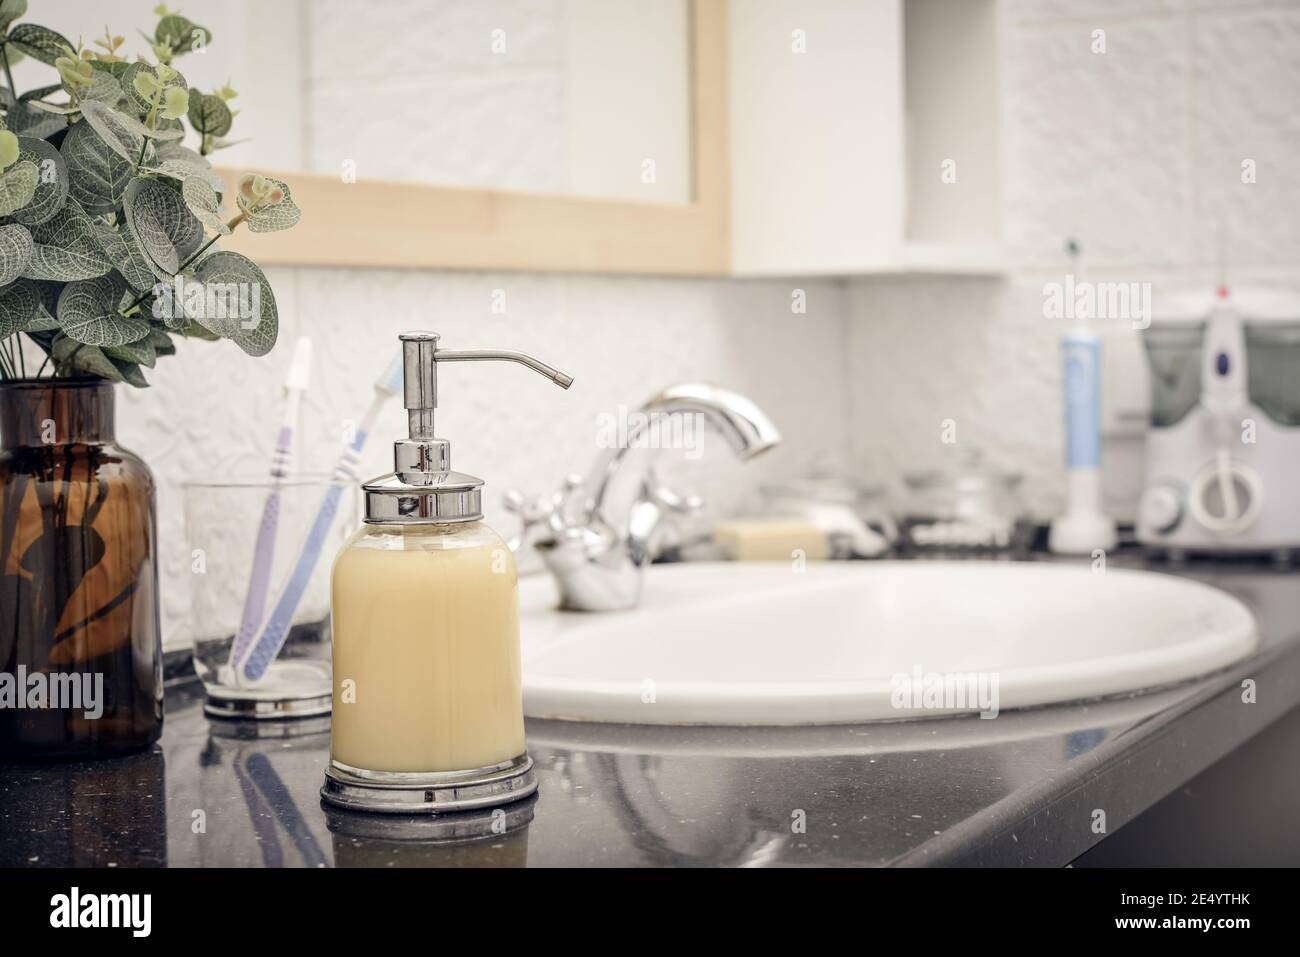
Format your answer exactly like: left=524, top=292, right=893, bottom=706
left=713, top=518, right=830, bottom=562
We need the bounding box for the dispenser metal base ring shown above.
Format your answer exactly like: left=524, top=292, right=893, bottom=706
left=203, top=692, right=333, bottom=721
left=320, top=753, right=538, bottom=814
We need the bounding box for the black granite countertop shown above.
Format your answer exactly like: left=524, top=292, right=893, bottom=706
left=2, top=557, right=1298, bottom=868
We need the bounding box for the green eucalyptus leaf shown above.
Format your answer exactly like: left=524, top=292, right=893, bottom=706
left=18, top=84, right=65, bottom=102
left=142, top=159, right=225, bottom=194
left=105, top=334, right=156, bottom=368
left=56, top=271, right=149, bottom=346
left=26, top=100, right=81, bottom=115
left=118, top=64, right=188, bottom=117
left=30, top=198, right=99, bottom=247
left=5, top=23, right=73, bottom=66
left=4, top=101, right=66, bottom=139
left=127, top=117, right=185, bottom=142
left=180, top=176, right=228, bottom=234
left=76, top=100, right=148, bottom=162
left=123, top=176, right=203, bottom=277
left=51, top=335, right=124, bottom=382
left=82, top=100, right=183, bottom=144
left=119, top=61, right=155, bottom=115
left=204, top=136, right=249, bottom=153
left=7, top=136, right=69, bottom=226
left=148, top=326, right=176, bottom=355
left=25, top=202, right=113, bottom=281
left=0, top=160, right=38, bottom=217
left=109, top=355, right=148, bottom=387
left=0, top=0, right=27, bottom=33
left=146, top=279, right=188, bottom=330
left=0, top=277, right=39, bottom=336
left=177, top=318, right=219, bottom=341
left=77, top=69, right=124, bottom=107
left=0, top=222, right=34, bottom=285
left=26, top=302, right=60, bottom=331
left=61, top=118, right=136, bottom=215
left=245, top=180, right=301, bottom=234
left=24, top=244, right=112, bottom=280
left=87, top=58, right=129, bottom=77
left=184, top=250, right=278, bottom=356
left=156, top=15, right=210, bottom=55
left=86, top=218, right=156, bottom=292
left=32, top=278, right=60, bottom=315
left=153, top=141, right=211, bottom=169
left=186, top=90, right=232, bottom=137
left=24, top=208, right=112, bottom=280
left=156, top=115, right=185, bottom=136
left=164, top=67, right=189, bottom=91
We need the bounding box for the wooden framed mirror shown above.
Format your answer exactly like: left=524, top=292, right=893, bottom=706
left=218, top=0, right=728, bottom=275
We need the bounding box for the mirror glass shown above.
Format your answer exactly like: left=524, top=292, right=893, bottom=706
left=15, top=0, right=694, bottom=206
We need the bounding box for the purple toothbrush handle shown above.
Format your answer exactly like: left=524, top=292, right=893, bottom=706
left=240, top=483, right=344, bottom=682
left=228, top=488, right=282, bottom=666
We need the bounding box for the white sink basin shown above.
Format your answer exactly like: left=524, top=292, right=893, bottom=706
left=519, top=562, right=1258, bottom=726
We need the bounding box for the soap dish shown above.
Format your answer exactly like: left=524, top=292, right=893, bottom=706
left=320, top=753, right=538, bottom=814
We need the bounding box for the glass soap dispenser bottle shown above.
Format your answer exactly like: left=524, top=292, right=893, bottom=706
left=321, top=331, right=573, bottom=814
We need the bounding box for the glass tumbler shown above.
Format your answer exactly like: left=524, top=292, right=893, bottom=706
left=183, top=475, right=358, bottom=719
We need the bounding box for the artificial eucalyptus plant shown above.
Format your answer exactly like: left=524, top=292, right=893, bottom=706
left=0, top=0, right=299, bottom=386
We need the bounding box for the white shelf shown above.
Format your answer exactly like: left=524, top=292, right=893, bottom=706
left=893, top=242, right=1006, bottom=276
left=729, top=0, right=1003, bottom=279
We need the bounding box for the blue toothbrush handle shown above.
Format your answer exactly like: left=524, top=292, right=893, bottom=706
left=241, top=483, right=343, bottom=682
left=246, top=753, right=327, bottom=868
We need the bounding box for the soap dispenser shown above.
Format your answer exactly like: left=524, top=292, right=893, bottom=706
left=321, top=332, right=572, bottom=814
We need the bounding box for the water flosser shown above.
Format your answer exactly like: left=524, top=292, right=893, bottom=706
left=1049, top=242, right=1118, bottom=555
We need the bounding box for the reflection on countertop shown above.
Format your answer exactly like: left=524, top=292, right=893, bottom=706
left=2, top=559, right=1298, bottom=868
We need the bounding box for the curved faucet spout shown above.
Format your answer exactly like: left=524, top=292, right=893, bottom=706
left=530, top=383, right=781, bottom=611
left=584, top=383, right=781, bottom=533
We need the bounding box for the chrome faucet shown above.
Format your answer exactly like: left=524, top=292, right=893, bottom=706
left=509, top=383, right=780, bottom=611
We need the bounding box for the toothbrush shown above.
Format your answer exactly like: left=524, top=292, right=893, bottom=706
left=236, top=351, right=404, bottom=684
left=226, top=337, right=313, bottom=671
left=1049, top=237, right=1117, bottom=554
left=245, top=753, right=328, bottom=868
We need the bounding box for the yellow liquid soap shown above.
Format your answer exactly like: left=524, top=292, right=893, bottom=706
left=328, top=522, right=524, bottom=774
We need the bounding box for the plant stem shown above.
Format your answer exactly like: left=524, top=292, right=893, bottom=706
left=0, top=45, right=16, bottom=104
left=134, top=77, right=166, bottom=169
left=16, top=333, right=25, bottom=377
left=35, top=352, right=50, bottom=377
left=118, top=211, right=246, bottom=317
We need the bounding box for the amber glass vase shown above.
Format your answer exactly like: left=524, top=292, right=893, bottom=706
left=0, top=379, right=162, bottom=759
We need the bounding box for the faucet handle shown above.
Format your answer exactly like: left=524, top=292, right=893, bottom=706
left=503, top=487, right=559, bottom=574
left=545, top=473, right=591, bottom=529
left=503, top=487, right=553, bottom=522
left=636, top=472, right=706, bottom=560
left=644, top=471, right=705, bottom=516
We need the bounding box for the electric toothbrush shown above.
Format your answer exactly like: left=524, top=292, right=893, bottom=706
left=1049, top=238, right=1118, bottom=555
